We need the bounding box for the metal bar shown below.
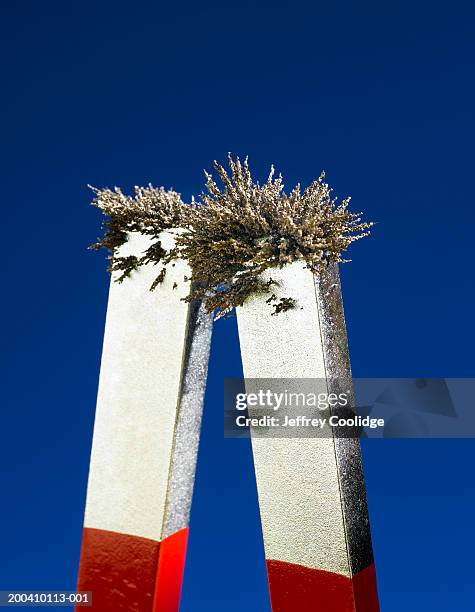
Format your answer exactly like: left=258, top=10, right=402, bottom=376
left=315, top=263, right=375, bottom=584
left=76, top=232, right=212, bottom=612
left=236, top=262, right=379, bottom=612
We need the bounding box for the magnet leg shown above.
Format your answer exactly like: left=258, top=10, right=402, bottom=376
left=76, top=232, right=212, bottom=611
left=237, top=262, right=379, bottom=612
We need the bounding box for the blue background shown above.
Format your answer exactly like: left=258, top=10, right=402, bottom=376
left=1, top=1, right=474, bottom=610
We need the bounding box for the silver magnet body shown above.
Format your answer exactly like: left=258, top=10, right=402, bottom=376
left=236, top=262, right=374, bottom=579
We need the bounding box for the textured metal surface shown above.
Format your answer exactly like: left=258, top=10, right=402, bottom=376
left=265, top=560, right=379, bottom=612
left=237, top=263, right=351, bottom=577
left=83, top=232, right=191, bottom=541
left=161, top=298, right=213, bottom=538
left=78, top=230, right=212, bottom=611
left=77, top=527, right=160, bottom=611
left=315, top=263, right=374, bottom=576
left=83, top=230, right=212, bottom=545
left=237, top=261, right=376, bottom=582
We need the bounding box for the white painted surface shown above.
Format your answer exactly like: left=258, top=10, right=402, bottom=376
left=237, top=262, right=351, bottom=577
left=84, top=232, right=190, bottom=542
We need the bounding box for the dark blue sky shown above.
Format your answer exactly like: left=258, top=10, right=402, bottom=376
left=1, top=1, right=474, bottom=610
